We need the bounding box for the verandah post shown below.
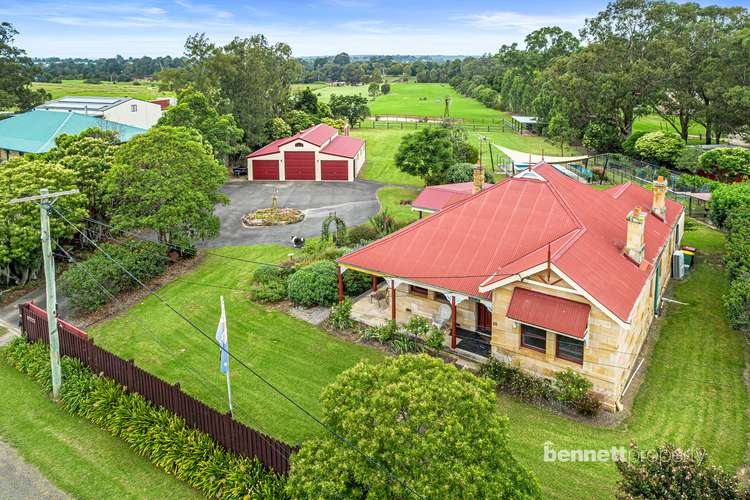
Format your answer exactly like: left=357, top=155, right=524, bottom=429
left=337, top=265, right=344, bottom=304
left=371, top=276, right=377, bottom=292
left=390, top=280, right=396, bottom=321
left=451, top=296, right=457, bottom=349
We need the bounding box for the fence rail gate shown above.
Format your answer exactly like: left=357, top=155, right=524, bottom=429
left=17, top=301, right=298, bottom=475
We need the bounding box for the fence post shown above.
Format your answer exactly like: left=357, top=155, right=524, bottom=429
left=126, top=358, right=134, bottom=392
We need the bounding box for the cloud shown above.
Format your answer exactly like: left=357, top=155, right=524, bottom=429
left=460, top=11, right=587, bottom=33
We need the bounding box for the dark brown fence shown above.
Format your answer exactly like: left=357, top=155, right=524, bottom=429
left=18, top=301, right=298, bottom=475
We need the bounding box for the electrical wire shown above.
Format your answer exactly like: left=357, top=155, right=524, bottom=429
left=53, top=206, right=425, bottom=499
left=53, top=243, right=295, bottom=462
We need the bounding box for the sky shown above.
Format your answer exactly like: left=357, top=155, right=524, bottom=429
left=3, top=0, right=750, bottom=58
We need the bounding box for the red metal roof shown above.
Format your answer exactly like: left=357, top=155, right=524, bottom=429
left=320, top=135, right=364, bottom=158
left=507, top=287, right=590, bottom=338
left=338, top=163, right=684, bottom=322
left=247, top=124, right=338, bottom=158
left=412, top=182, right=475, bottom=212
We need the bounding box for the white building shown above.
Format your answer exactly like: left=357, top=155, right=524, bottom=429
left=36, top=96, right=162, bottom=129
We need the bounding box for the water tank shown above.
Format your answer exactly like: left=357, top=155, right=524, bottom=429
left=672, top=251, right=685, bottom=279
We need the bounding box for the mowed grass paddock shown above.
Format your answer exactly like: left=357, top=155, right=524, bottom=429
left=499, top=225, right=748, bottom=499
left=32, top=79, right=170, bottom=101
left=89, top=245, right=383, bottom=445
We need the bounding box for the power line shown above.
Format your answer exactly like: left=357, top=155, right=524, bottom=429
left=52, top=206, right=425, bottom=499
left=53, top=243, right=295, bottom=462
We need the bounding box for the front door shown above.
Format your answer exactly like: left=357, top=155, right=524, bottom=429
left=477, top=303, right=492, bottom=334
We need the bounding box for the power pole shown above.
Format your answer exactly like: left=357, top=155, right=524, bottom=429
left=9, top=188, right=79, bottom=398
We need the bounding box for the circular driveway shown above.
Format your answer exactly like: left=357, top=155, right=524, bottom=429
left=201, top=180, right=386, bottom=248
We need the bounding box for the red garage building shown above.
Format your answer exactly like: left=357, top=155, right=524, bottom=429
left=247, top=124, right=366, bottom=182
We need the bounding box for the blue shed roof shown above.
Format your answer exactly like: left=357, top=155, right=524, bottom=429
left=0, top=110, right=146, bottom=154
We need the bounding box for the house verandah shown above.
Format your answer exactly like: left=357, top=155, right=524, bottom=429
left=336, top=268, right=494, bottom=359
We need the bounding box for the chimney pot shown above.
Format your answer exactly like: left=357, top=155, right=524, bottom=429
left=625, top=207, right=647, bottom=264
left=473, top=161, right=484, bottom=195
left=652, top=176, right=668, bottom=220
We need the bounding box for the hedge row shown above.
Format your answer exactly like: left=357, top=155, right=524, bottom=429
left=60, top=240, right=169, bottom=313
left=2, top=337, right=288, bottom=499
left=722, top=193, right=750, bottom=332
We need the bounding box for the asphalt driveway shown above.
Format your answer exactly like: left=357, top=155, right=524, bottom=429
left=202, top=180, right=385, bottom=248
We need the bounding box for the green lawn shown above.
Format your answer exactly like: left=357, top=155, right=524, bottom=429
left=352, top=128, right=423, bottom=186
left=633, top=114, right=707, bottom=138
left=0, top=362, right=198, bottom=499
left=352, top=124, right=579, bottom=186
left=32, top=79, right=170, bottom=101
left=89, top=244, right=383, bottom=445
left=376, top=186, right=420, bottom=225
left=498, top=224, right=747, bottom=499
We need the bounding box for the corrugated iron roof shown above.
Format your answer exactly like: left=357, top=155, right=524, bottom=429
left=320, top=135, right=364, bottom=158
left=507, top=287, right=591, bottom=338
left=412, top=182, right=475, bottom=211
left=0, top=110, right=146, bottom=154
left=247, top=123, right=339, bottom=158
left=338, top=163, right=684, bottom=323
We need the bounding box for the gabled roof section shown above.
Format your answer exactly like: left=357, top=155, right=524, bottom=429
left=320, top=135, right=364, bottom=158
left=247, top=123, right=338, bottom=158
left=0, top=110, right=145, bottom=153
left=412, top=182, right=475, bottom=212
left=338, top=162, right=684, bottom=323
left=338, top=172, right=582, bottom=299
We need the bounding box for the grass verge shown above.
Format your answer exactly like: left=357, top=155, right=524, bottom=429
left=0, top=361, right=198, bottom=499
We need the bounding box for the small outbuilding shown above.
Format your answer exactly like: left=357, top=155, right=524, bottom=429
left=37, top=96, right=162, bottom=129
left=247, top=124, right=366, bottom=182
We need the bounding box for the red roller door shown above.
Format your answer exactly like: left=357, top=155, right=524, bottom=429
left=252, top=159, right=279, bottom=180
left=321, top=160, right=349, bottom=181
left=284, top=151, right=315, bottom=180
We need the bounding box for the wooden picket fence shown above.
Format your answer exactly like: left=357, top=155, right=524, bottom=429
left=18, top=301, right=298, bottom=475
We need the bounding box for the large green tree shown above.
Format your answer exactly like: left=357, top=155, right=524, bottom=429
left=40, top=128, right=119, bottom=222
left=0, top=22, right=50, bottom=110
left=102, top=126, right=227, bottom=247
left=329, top=94, right=370, bottom=128
left=395, top=127, right=477, bottom=185
left=158, top=85, right=244, bottom=159
left=288, top=355, right=541, bottom=499
left=0, top=158, right=86, bottom=285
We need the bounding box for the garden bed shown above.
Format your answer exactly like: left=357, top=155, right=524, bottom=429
left=242, top=207, right=304, bottom=227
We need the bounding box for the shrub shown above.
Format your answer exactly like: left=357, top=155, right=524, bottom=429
left=676, top=146, right=704, bottom=172
left=342, top=269, right=370, bottom=297
left=698, top=147, right=750, bottom=182
left=616, top=442, right=746, bottom=499
left=345, top=225, right=379, bottom=245
left=249, top=265, right=294, bottom=303
left=403, top=315, right=430, bottom=338
left=635, top=131, right=685, bottom=166
left=329, top=298, right=353, bottom=330
left=725, top=277, right=750, bottom=332
left=60, top=240, right=169, bottom=313
left=709, top=182, right=750, bottom=228
left=445, top=162, right=494, bottom=184
left=553, top=368, right=593, bottom=404
left=3, top=337, right=287, bottom=498
left=295, top=239, right=345, bottom=266
left=425, top=326, right=445, bottom=350
left=621, top=131, right=648, bottom=158
left=369, top=209, right=395, bottom=237
left=479, top=358, right=557, bottom=402
left=574, top=391, right=602, bottom=417
left=392, top=334, right=422, bottom=354
left=582, top=122, right=621, bottom=153
left=287, top=260, right=339, bottom=307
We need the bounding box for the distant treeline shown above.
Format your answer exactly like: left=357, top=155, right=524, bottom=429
left=32, top=56, right=186, bottom=83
